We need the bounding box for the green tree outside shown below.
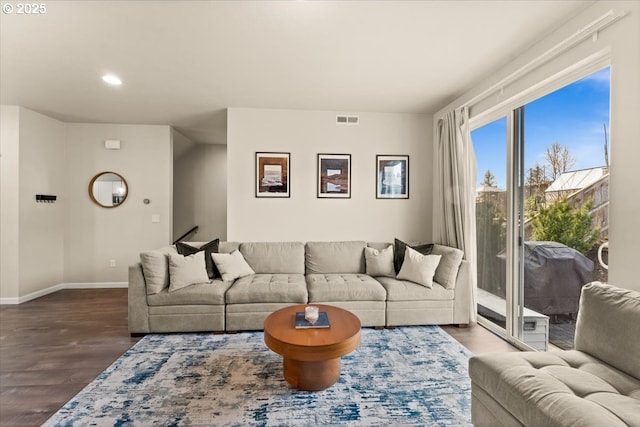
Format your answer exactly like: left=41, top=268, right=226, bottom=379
left=530, top=198, right=600, bottom=254
left=481, top=170, right=497, bottom=187
left=476, top=199, right=506, bottom=296
left=524, top=163, right=549, bottom=218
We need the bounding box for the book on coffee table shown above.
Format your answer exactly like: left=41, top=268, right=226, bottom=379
left=295, top=311, right=330, bottom=329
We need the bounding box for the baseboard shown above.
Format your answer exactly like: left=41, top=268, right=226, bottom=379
left=62, top=282, right=128, bottom=290
left=0, top=282, right=128, bottom=305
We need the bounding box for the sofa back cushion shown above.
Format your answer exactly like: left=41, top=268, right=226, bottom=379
left=219, top=241, right=240, bottom=254
left=239, top=242, right=305, bottom=274
left=186, top=241, right=239, bottom=254
left=575, top=282, right=640, bottom=379
left=305, top=241, right=366, bottom=274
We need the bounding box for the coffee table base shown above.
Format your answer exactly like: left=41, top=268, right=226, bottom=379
left=283, top=357, right=341, bottom=391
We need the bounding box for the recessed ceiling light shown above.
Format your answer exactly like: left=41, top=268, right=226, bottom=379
left=102, top=74, right=122, bottom=86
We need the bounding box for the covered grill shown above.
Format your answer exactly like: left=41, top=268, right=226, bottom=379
left=496, top=241, right=594, bottom=316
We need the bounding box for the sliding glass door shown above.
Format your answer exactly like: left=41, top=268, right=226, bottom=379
left=473, top=66, right=611, bottom=350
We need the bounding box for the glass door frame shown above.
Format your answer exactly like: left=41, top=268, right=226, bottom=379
left=509, top=106, right=527, bottom=348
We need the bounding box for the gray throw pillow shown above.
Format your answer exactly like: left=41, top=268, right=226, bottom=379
left=140, top=251, right=170, bottom=295
left=211, top=250, right=255, bottom=282
left=430, top=244, right=464, bottom=289
left=364, top=245, right=396, bottom=277
left=168, top=252, right=210, bottom=292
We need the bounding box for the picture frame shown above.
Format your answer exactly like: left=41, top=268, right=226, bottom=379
left=255, top=152, right=290, bottom=198
left=317, top=153, right=351, bottom=198
left=376, top=155, right=409, bottom=199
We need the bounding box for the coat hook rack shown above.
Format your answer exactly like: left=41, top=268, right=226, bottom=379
left=36, top=194, right=57, bottom=203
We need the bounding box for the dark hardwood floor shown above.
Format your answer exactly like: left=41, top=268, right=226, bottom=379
left=0, top=289, right=140, bottom=426
left=0, top=289, right=516, bottom=426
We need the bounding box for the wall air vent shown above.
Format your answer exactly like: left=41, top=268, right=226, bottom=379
left=336, top=115, right=359, bottom=125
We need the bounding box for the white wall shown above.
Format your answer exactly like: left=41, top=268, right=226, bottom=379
left=193, top=144, right=227, bottom=242
left=435, top=1, right=640, bottom=291
left=607, top=2, right=640, bottom=292
left=227, top=108, right=431, bottom=242
left=172, top=128, right=195, bottom=161
left=0, top=106, right=66, bottom=300
left=1, top=114, right=174, bottom=299
left=18, top=108, right=66, bottom=296
left=174, top=143, right=227, bottom=242
left=0, top=106, right=20, bottom=299
left=64, top=124, right=172, bottom=283
left=172, top=129, right=196, bottom=239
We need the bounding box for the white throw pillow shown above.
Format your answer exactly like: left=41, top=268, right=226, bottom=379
left=364, top=245, right=395, bottom=277
left=211, top=250, right=255, bottom=282
left=168, top=251, right=210, bottom=292
left=397, top=247, right=442, bottom=288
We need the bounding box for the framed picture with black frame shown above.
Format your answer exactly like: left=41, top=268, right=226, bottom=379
left=376, top=155, right=409, bottom=199
left=317, top=153, right=351, bottom=198
left=255, top=152, right=290, bottom=198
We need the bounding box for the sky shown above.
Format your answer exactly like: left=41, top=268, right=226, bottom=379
left=472, top=67, right=611, bottom=189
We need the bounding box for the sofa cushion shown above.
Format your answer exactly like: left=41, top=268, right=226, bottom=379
left=218, top=241, right=240, bottom=254
left=575, top=282, right=640, bottom=379
left=140, top=246, right=178, bottom=295
left=168, top=252, right=210, bottom=292
left=430, top=244, right=464, bottom=289
left=364, top=245, right=395, bottom=278
left=397, top=247, right=441, bottom=288
left=376, top=276, right=454, bottom=301
left=305, top=241, right=366, bottom=274
left=147, top=280, right=233, bottom=306
left=393, top=238, right=434, bottom=274
left=470, top=350, right=640, bottom=427
left=306, top=274, right=386, bottom=302
left=225, top=273, right=307, bottom=304
left=176, top=239, right=220, bottom=279
left=187, top=241, right=239, bottom=254
left=239, top=241, right=305, bottom=274
left=211, top=250, right=255, bottom=282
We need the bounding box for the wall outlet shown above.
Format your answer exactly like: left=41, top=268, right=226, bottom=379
left=109, top=259, right=116, bottom=267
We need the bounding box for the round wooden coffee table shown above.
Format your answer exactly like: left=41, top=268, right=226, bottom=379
left=264, top=304, right=361, bottom=391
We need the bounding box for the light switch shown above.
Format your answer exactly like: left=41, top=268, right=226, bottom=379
left=151, top=214, right=160, bottom=223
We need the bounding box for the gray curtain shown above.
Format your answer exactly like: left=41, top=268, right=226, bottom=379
left=433, top=108, right=478, bottom=322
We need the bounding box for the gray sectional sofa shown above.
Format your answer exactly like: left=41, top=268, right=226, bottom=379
left=469, top=282, right=640, bottom=427
left=128, top=240, right=470, bottom=334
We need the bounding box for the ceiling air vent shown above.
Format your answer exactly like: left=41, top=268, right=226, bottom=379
left=336, top=115, right=359, bottom=125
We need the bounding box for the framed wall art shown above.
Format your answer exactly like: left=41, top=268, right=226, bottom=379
left=376, top=155, right=409, bottom=199
left=317, top=153, right=351, bottom=198
left=255, top=152, right=290, bottom=198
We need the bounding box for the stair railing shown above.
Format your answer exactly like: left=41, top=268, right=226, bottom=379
left=173, top=225, right=199, bottom=245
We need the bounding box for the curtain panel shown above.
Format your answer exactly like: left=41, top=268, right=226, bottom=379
left=434, top=108, right=478, bottom=322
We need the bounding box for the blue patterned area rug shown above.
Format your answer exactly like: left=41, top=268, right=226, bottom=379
left=44, top=326, right=473, bottom=426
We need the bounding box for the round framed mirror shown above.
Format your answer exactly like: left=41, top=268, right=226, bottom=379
left=89, top=171, right=128, bottom=208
